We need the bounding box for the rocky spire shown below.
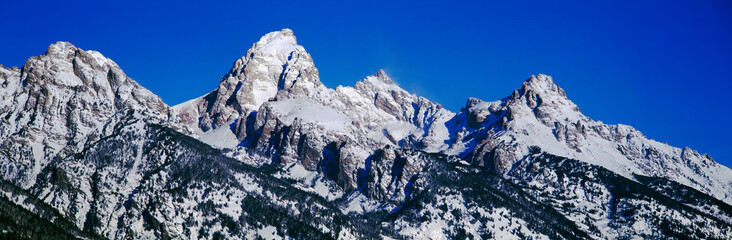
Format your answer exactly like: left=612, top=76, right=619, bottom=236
left=0, top=41, right=172, bottom=187
left=357, top=69, right=405, bottom=94
left=249, top=28, right=298, bottom=56
left=519, top=74, right=568, bottom=98
left=177, top=29, right=323, bottom=132
left=374, top=69, right=394, bottom=83
left=224, top=28, right=323, bottom=103
left=507, top=74, right=583, bottom=125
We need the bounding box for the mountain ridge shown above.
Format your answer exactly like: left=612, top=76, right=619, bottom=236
left=4, top=33, right=731, bottom=203
left=1, top=30, right=731, bottom=239
left=167, top=29, right=732, bottom=205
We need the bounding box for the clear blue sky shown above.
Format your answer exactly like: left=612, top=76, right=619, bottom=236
left=1, top=0, right=730, bottom=166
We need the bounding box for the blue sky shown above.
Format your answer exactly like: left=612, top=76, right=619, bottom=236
left=1, top=0, right=730, bottom=166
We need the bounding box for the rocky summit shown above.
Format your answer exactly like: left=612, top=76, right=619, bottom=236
left=0, top=29, right=730, bottom=239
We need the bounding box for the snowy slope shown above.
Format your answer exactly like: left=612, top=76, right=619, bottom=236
left=173, top=28, right=324, bottom=136
left=1, top=29, right=731, bottom=240
left=178, top=29, right=732, bottom=207
left=171, top=29, right=455, bottom=191
left=449, top=74, right=732, bottom=205
left=0, top=42, right=179, bottom=189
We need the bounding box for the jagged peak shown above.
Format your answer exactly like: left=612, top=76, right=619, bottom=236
left=258, top=28, right=295, bottom=42
left=47, top=41, right=76, bottom=51
left=511, top=73, right=581, bottom=116
left=519, top=74, right=568, bottom=99
left=461, top=97, right=503, bottom=116
left=6, top=41, right=169, bottom=123
left=249, top=28, right=300, bottom=56
left=373, top=69, right=396, bottom=84
left=181, top=29, right=322, bottom=132
left=44, top=41, right=79, bottom=59
left=0, top=64, right=19, bottom=71
left=363, top=69, right=402, bottom=92
left=374, top=69, right=389, bottom=80
left=475, top=74, right=584, bottom=126
left=38, top=41, right=114, bottom=68
left=463, top=97, right=484, bottom=110
left=226, top=28, right=311, bottom=77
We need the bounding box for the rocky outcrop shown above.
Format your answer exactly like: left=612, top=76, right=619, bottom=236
left=174, top=29, right=323, bottom=134
left=449, top=74, right=732, bottom=205
left=1, top=30, right=731, bottom=240
left=356, top=147, right=428, bottom=204
left=237, top=69, right=454, bottom=190
left=172, top=29, right=732, bottom=206
left=171, top=29, right=455, bottom=191
left=0, top=42, right=176, bottom=188
left=506, top=152, right=732, bottom=239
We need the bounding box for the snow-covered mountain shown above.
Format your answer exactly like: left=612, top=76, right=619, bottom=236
left=174, top=29, right=323, bottom=138
left=448, top=74, right=732, bottom=205
left=173, top=29, right=453, bottom=190
left=174, top=29, right=732, bottom=206
left=0, top=29, right=730, bottom=239
left=0, top=42, right=181, bottom=189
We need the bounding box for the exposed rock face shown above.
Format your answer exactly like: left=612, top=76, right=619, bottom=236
left=505, top=152, right=732, bottom=239
left=448, top=74, right=732, bottom=204
left=240, top=69, right=454, bottom=190
left=173, top=29, right=454, bottom=190
left=26, top=110, right=376, bottom=239
left=172, top=29, right=732, bottom=206
left=0, top=42, right=175, bottom=188
left=1, top=30, right=731, bottom=240
left=174, top=29, right=323, bottom=135
left=355, top=147, right=428, bottom=205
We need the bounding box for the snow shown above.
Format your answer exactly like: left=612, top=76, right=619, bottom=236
left=212, top=189, right=245, bottom=219
left=445, top=73, right=732, bottom=204
left=87, top=50, right=110, bottom=65
left=275, top=163, right=345, bottom=201
left=55, top=70, right=84, bottom=86
left=256, top=226, right=282, bottom=240
left=28, top=142, right=45, bottom=187
left=171, top=96, right=202, bottom=112
left=342, top=192, right=379, bottom=214
left=199, top=124, right=240, bottom=149
left=394, top=193, right=549, bottom=240
left=284, top=163, right=311, bottom=179
left=1, top=29, right=730, bottom=240
left=443, top=137, right=477, bottom=156
left=250, top=79, right=279, bottom=107
left=268, top=98, right=352, bottom=132
left=468, top=99, right=503, bottom=113
left=503, top=115, right=639, bottom=180
left=337, top=228, right=357, bottom=240
left=236, top=173, right=263, bottom=195
left=380, top=122, right=422, bottom=144
left=253, top=29, right=298, bottom=56
left=363, top=74, right=402, bottom=92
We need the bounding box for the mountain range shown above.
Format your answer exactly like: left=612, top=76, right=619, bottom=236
left=0, top=29, right=730, bottom=239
